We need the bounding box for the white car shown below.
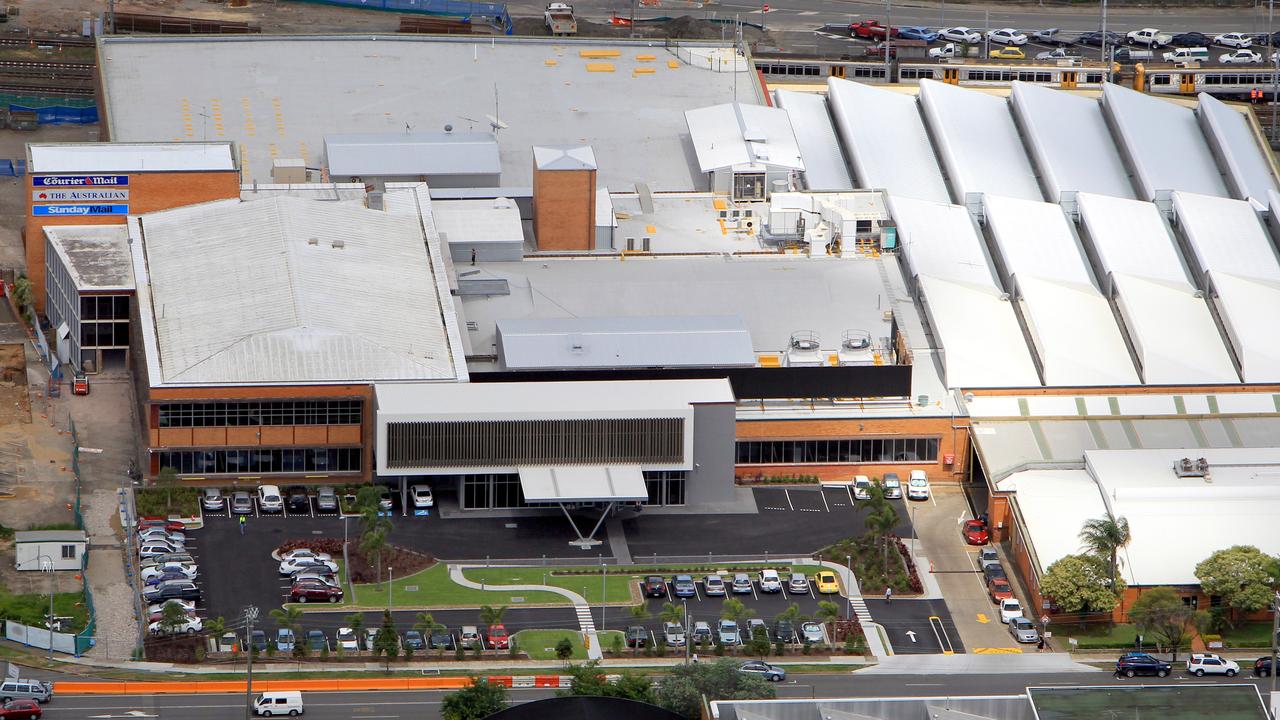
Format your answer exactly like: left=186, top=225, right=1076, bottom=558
left=1186, top=653, right=1240, bottom=676
left=148, top=599, right=196, bottom=617
left=941, top=26, right=981, bottom=44
left=336, top=627, right=360, bottom=651
left=142, top=564, right=198, bottom=582
left=907, top=470, right=930, bottom=500
left=1221, top=49, right=1262, bottom=64
left=139, top=543, right=184, bottom=559
left=927, top=42, right=958, bottom=59
left=411, top=484, right=434, bottom=508
left=364, top=627, right=381, bottom=649
left=852, top=475, right=872, bottom=500
left=278, top=557, right=339, bottom=576
left=759, top=569, right=782, bottom=593
left=280, top=548, right=333, bottom=563
left=998, top=598, right=1022, bottom=624
left=148, top=615, right=202, bottom=635
left=1214, top=32, right=1252, bottom=48
left=258, top=484, right=284, bottom=513
left=986, top=28, right=1028, bottom=45
left=138, top=528, right=185, bottom=543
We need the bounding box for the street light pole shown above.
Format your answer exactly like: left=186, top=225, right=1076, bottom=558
left=600, top=560, right=607, bottom=632
left=1100, top=0, right=1109, bottom=62
left=387, top=566, right=393, bottom=610
left=1270, top=0, right=1276, bottom=146
left=845, top=555, right=853, bottom=621
left=884, top=0, right=892, bottom=82
left=244, top=605, right=259, bottom=720
left=42, top=555, right=53, bottom=662
left=1269, top=589, right=1278, bottom=719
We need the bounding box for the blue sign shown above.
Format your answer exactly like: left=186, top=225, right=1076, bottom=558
left=32, top=204, right=129, bottom=217
left=33, top=175, right=129, bottom=188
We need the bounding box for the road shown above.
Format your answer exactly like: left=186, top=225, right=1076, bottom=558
left=37, top=669, right=1279, bottom=719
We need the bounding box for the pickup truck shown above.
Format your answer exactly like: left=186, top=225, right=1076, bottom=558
left=1126, top=28, right=1171, bottom=48
left=849, top=20, right=898, bottom=40
left=865, top=39, right=927, bottom=59
left=544, top=2, right=576, bottom=36
left=1034, top=47, right=1082, bottom=61
left=928, top=42, right=957, bottom=59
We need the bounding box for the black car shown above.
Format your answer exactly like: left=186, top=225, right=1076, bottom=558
left=1250, top=31, right=1280, bottom=47
left=642, top=576, right=668, bottom=598
left=773, top=620, right=797, bottom=644
left=1255, top=656, right=1274, bottom=677
left=429, top=628, right=455, bottom=650
left=982, top=562, right=1007, bottom=584
left=626, top=626, right=649, bottom=648
left=1171, top=31, right=1210, bottom=47
left=285, top=486, right=310, bottom=513
left=250, top=629, right=269, bottom=653
left=1116, top=653, right=1172, bottom=678
left=1078, top=30, right=1122, bottom=47
left=143, top=580, right=200, bottom=602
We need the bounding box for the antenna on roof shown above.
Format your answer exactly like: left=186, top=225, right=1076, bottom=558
left=487, top=83, right=508, bottom=134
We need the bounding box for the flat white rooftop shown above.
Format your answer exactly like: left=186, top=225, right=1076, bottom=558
left=1009, top=82, right=1135, bottom=201
left=772, top=89, right=854, bottom=191
left=1101, top=83, right=1228, bottom=201
left=97, top=36, right=753, bottom=191
left=685, top=102, right=804, bottom=173
left=43, top=225, right=135, bottom=292
left=374, top=378, right=734, bottom=417
left=28, top=142, right=235, bottom=174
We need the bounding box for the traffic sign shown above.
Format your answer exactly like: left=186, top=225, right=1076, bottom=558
left=762, top=4, right=769, bottom=10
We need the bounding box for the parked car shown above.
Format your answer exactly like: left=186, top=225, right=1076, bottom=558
left=1221, top=49, right=1263, bottom=64
left=738, top=660, right=786, bottom=682
left=460, top=626, right=484, bottom=650
left=988, top=577, right=1014, bottom=603
left=141, top=563, right=197, bottom=583
left=1163, top=46, right=1211, bottom=63
left=1035, top=47, right=1082, bottom=60
left=306, top=630, right=328, bottom=652
left=940, top=26, right=981, bottom=44
left=718, top=620, right=740, bottom=645
left=276, top=628, right=296, bottom=653
left=1126, top=28, right=1171, bottom=47
left=1112, top=47, right=1153, bottom=63
left=138, top=529, right=185, bottom=545
left=148, top=599, right=196, bottom=620
left=293, top=571, right=339, bottom=588
left=429, top=628, right=455, bottom=650
left=672, top=574, right=696, bottom=598
left=144, top=569, right=198, bottom=587
left=377, top=488, right=393, bottom=511
left=986, top=28, right=1028, bottom=45
left=881, top=473, right=902, bottom=499
left=1250, top=31, right=1280, bottom=47
left=201, top=488, right=226, bottom=511
left=690, top=621, right=713, bottom=644
left=1117, top=652, right=1171, bottom=678
left=663, top=622, right=686, bottom=647
left=1078, top=30, right=1122, bottom=47
left=139, top=543, right=185, bottom=559
left=402, top=630, right=426, bottom=651
left=998, top=598, right=1022, bottom=624
left=1254, top=656, right=1274, bottom=677
left=250, top=630, right=268, bottom=653
left=290, top=579, right=342, bottom=603
left=800, top=621, right=824, bottom=644
left=962, top=519, right=990, bottom=545
left=364, top=628, right=381, bottom=650
left=1215, top=32, right=1252, bottom=48
left=787, top=573, right=810, bottom=594
left=642, top=576, right=668, bottom=598
left=852, top=475, right=872, bottom=500
left=1171, top=31, right=1210, bottom=47
left=626, top=625, right=649, bottom=648
left=280, top=549, right=333, bottom=564
left=773, top=620, right=797, bottom=644
left=907, top=470, right=930, bottom=500
left=0, top=679, right=50, bottom=705
left=336, top=627, right=360, bottom=651
left=731, top=573, right=753, bottom=594
left=759, top=569, right=782, bottom=593
left=983, top=562, right=1007, bottom=584
left=849, top=19, right=898, bottom=40
left=487, top=624, right=509, bottom=650
left=148, top=615, right=202, bottom=636
left=411, top=484, right=434, bottom=508
left=978, top=547, right=1000, bottom=569
left=280, top=557, right=339, bottom=576
left=1187, top=653, right=1240, bottom=676
left=230, top=492, right=254, bottom=515
left=316, top=486, right=338, bottom=512
left=137, top=517, right=185, bottom=533
left=747, top=618, right=768, bottom=642
left=143, top=580, right=200, bottom=603
left=898, top=26, right=940, bottom=42
left=1008, top=617, right=1039, bottom=643
left=1033, top=28, right=1072, bottom=46
left=284, top=486, right=310, bottom=513
left=257, top=484, right=284, bottom=513
left=0, top=699, right=43, bottom=718
left=703, top=575, right=727, bottom=597
left=140, top=553, right=193, bottom=569
left=989, top=46, right=1026, bottom=60
left=815, top=571, right=840, bottom=594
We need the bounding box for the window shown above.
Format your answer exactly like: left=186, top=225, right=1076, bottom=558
left=60, top=544, right=77, bottom=559
left=735, top=437, right=941, bottom=465
left=386, top=418, right=684, bottom=468
left=899, top=67, right=934, bottom=80
left=155, top=447, right=362, bottom=475
left=157, top=400, right=363, bottom=428
left=643, top=470, right=687, bottom=506
left=1151, top=74, right=1171, bottom=86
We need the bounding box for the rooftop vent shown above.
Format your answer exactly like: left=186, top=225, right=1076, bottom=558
left=307, top=237, right=319, bottom=246
left=331, top=239, right=346, bottom=249
left=1173, top=457, right=1210, bottom=478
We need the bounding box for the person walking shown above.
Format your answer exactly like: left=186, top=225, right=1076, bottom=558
left=1037, top=636, right=1045, bottom=652
left=239, top=514, right=247, bottom=535
left=884, top=586, right=892, bottom=604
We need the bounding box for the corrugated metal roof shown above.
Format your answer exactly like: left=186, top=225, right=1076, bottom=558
left=496, top=315, right=756, bottom=370
left=773, top=90, right=854, bottom=191
left=132, top=196, right=460, bottom=386
left=15, top=530, right=86, bottom=543
left=28, top=142, right=235, bottom=173
left=1196, top=92, right=1280, bottom=203
left=518, top=465, right=648, bottom=502
left=325, top=132, right=500, bottom=177
left=1101, top=83, right=1228, bottom=200
left=684, top=103, right=804, bottom=173
left=432, top=198, right=524, bottom=245
left=1009, top=82, right=1135, bottom=201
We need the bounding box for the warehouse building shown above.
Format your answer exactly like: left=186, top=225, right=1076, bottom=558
left=43, top=225, right=134, bottom=373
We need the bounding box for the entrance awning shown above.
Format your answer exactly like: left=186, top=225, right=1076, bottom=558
left=517, top=465, right=648, bottom=504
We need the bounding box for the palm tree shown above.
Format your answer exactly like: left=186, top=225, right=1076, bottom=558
left=269, top=606, right=304, bottom=637
left=1079, top=514, right=1131, bottom=596
left=864, top=503, right=900, bottom=571
left=659, top=602, right=684, bottom=627
left=204, top=616, right=226, bottom=638
left=479, top=605, right=508, bottom=627
left=359, top=507, right=392, bottom=584
left=346, top=612, right=364, bottom=639
left=414, top=612, right=443, bottom=638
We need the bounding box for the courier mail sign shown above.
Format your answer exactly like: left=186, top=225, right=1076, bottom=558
left=33, top=175, right=129, bottom=188
left=32, top=176, right=131, bottom=216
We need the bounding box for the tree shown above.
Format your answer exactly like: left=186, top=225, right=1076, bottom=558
left=815, top=601, right=840, bottom=624
left=373, top=609, right=399, bottom=660
left=1078, top=514, right=1131, bottom=597
left=204, top=616, right=226, bottom=638
left=479, top=605, right=507, bottom=627
left=554, top=637, right=575, bottom=660
left=654, top=658, right=776, bottom=719
left=721, top=597, right=755, bottom=626
left=269, top=607, right=303, bottom=639
left=414, top=612, right=443, bottom=639
left=1039, top=554, right=1123, bottom=616
left=863, top=500, right=900, bottom=571
left=1128, top=587, right=1196, bottom=662
left=359, top=507, right=392, bottom=585
left=659, top=602, right=684, bottom=626
left=1195, top=545, right=1278, bottom=623
left=158, top=600, right=189, bottom=634
left=354, top=485, right=386, bottom=513
left=558, top=661, right=654, bottom=703
left=441, top=678, right=507, bottom=720
left=346, top=612, right=365, bottom=639
left=630, top=603, right=650, bottom=620
left=155, top=466, right=179, bottom=510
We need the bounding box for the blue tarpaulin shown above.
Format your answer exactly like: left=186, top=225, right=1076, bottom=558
left=294, top=0, right=512, bottom=32
left=12, top=104, right=99, bottom=125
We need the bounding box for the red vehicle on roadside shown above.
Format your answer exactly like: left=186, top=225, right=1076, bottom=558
left=137, top=517, right=186, bottom=533
left=849, top=20, right=899, bottom=40
left=290, top=579, right=343, bottom=604
left=962, top=519, right=989, bottom=545
left=488, top=624, right=509, bottom=650
left=988, top=577, right=1014, bottom=603
left=0, top=699, right=41, bottom=719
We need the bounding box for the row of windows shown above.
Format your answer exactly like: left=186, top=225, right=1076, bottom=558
left=156, top=447, right=362, bottom=475
left=759, top=63, right=822, bottom=76
left=386, top=418, right=685, bottom=468
left=966, top=70, right=1053, bottom=83
left=459, top=471, right=687, bottom=510
left=157, top=400, right=363, bottom=427
left=736, top=437, right=941, bottom=465
left=849, top=66, right=886, bottom=79
left=82, top=321, right=129, bottom=348
left=899, top=67, right=936, bottom=79
left=1202, top=73, right=1276, bottom=86
left=80, top=295, right=130, bottom=321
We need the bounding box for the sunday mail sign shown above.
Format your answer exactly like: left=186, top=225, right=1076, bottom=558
left=32, top=204, right=129, bottom=217
left=32, top=175, right=129, bottom=188
left=32, top=189, right=129, bottom=202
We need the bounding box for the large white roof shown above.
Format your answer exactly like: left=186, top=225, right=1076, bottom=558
left=28, top=142, right=235, bottom=173
left=1196, top=92, right=1279, bottom=203
left=773, top=90, right=854, bottom=191
left=1101, top=83, right=1228, bottom=201
left=1076, top=192, right=1238, bottom=385
left=983, top=195, right=1138, bottom=386
left=826, top=78, right=950, bottom=203
left=917, top=80, right=1041, bottom=203
left=890, top=195, right=999, bottom=287
left=130, top=195, right=462, bottom=386
left=1171, top=191, right=1280, bottom=382
left=1008, top=82, right=1135, bottom=201
left=684, top=103, right=804, bottom=173
left=1001, top=448, right=1280, bottom=585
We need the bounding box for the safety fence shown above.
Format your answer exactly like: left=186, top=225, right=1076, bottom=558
left=5, top=621, right=79, bottom=655
left=67, top=417, right=98, bottom=655
left=291, top=0, right=513, bottom=33
left=55, top=675, right=582, bottom=694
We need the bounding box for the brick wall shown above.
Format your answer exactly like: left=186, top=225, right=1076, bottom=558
left=532, top=167, right=595, bottom=251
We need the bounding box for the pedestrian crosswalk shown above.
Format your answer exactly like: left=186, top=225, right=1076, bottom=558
left=848, top=596, right=873, bottom=623
left=574, top=604, right=596, bottom=633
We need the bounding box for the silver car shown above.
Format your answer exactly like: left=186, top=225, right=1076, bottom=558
left=1008, top=616, right=1039, bottom=643
left=731, top=573, right=752, bottom=594
left=316, top=486, right=338, bottom=512
left=800, top=621, right=825, bottom=644
left=201, top=487, right=225, bottom=511
left=718, top=619, right=740, bottom=645
left=881, top=473, right=902, bottom=499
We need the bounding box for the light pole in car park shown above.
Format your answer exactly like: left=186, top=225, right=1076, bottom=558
left=387, top=566, right=393, bottom=610
left=845, top=555, right=853, bottom=621
left=600, top=557, right=607, bottom=632
left=1269, top=588, right=1278, bottom=719
left=243, top=605, right=259, bottom=720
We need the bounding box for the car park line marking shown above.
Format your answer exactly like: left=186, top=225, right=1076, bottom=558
left=751, top=582, right=758, bottom=601
left=694, top=583, right=702, bottom=602
left=929, top=615, right=955, bottom=655
left=784, top=488, right=793, bottom=511
left=820, top=491, right=830, bottom=513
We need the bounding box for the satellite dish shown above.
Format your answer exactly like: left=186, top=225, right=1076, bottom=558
left=443, top=124, right=453, bottom=133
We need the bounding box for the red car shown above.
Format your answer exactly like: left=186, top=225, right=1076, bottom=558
left=849, top=20, right=899, bottom=40
left=290, top=579, right=343, bottom=604
left=488, top=624, right=509, bottom=650
left=962, top=519, right=989, bottom=545
left=988, top=577, right=1014, bottom=603
left=0, top=699, right=41, bottom=719
left=137, top=517, right=186, bottom=533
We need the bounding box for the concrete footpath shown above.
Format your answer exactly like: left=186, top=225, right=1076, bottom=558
left=448, top=565, right=603, bottom=661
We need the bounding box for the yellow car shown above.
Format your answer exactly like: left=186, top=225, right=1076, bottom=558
left=815, top=571, right=841, bottom=594
left=988, top=46, right=1025, bottom=60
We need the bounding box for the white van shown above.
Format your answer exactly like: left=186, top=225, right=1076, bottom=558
left=1162, top=46, right=1209, bottom=64
left=254, top=691, right=303, bottom=716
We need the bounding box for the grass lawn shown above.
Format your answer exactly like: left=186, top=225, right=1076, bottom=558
left=1062, top=622, right=1139, bottom=649
left=348, top=564, right=569, bottom=608
left=0, top=590, right=90, bottom=634
left=514, top=629, right=625, bottom=660
left=1221, top=622, right=1275, bottom=648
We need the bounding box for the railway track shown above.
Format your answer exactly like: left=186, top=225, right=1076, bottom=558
left=0, top=82, right=94, bottom=97
left=0, top=60, right=94, bottom=73
left=0, top=35, right=94, bottom=48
